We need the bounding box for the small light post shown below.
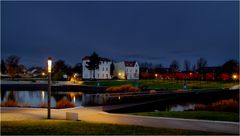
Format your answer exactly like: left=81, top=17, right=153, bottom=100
left=47, top=57, right=52, bottom=119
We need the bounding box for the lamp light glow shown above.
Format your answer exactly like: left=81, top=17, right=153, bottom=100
left=232, top=74, right=237, bottom=80
left=48, top=57, right=52, bottom=73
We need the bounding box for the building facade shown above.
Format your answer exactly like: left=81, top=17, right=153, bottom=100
left=114, top=61, right=139, bottom=80
left=82, top=56, right=112, bottom=79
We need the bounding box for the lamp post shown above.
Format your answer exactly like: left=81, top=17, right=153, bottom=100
left=47, top=57, right=52, bottom=119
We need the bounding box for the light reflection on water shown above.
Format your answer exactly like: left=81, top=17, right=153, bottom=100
left=1, top=90, right=82, bottom=108
left=169, top=104, right=195, bottom=111
left=1, top=91, right=200, bottom=111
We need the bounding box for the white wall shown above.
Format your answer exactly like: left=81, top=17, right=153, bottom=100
left=82, top=60, right=111, bottom=79
left=114, top=61, right=139, bottom=80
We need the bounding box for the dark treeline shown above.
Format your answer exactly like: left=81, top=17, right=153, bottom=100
left=1, top=55, right=239, bottom=81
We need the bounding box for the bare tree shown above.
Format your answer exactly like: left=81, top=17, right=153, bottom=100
left=192, top=64, right=196, bottom=72
left=170, top=60, right=180, bottom=72
left=183, top=60, right=191, bottom=71
left=197, top=57, right=207, bottom=70
left=1, top=59, right=7, bottom=74
left=5, top=55, right=20, bottom=78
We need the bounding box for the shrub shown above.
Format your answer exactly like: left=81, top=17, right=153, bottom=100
left=209, top=99, right=238, bottom=112
left=56, top=99, right=75, bottom=109
left=128, top=86, right=140, bottom=92
left=1, top=100, right=18, bottom=107
left=195, top=104, right=207, bottom=111
left=106, top=85, right=140, bottom=92
left=195, top=99, right=239, bottom=112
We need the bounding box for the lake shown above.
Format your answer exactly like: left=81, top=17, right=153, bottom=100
left=1, top=90, right=83, bottom=108
left=1, top=90, right=238, bottom=112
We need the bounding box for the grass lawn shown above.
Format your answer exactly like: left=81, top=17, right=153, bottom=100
left=129, top=111, right=239, bottom=122
left=82, top=79, right=237, bottom=90
left=1, top=120, right=230, bottom=135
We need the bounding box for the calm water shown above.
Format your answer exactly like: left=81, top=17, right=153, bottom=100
left=1, top=90, right=236, bottom=111
left=1, top=90, right=196, bottom=111
left=1, top=90, right=83, bottom=108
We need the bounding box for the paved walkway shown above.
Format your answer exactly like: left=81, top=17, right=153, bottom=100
left=1, top=107, right=239, bottom=134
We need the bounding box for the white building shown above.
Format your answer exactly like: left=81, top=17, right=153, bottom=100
left=114, top=61, right=139, bottom=80
left=82, top=56, right=112, bottom=79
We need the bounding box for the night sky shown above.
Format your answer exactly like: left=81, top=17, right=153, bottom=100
left=1, top=1, right=239, bottom=69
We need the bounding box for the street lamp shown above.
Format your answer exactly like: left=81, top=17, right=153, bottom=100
left=47, top=57, right=52, bottom=119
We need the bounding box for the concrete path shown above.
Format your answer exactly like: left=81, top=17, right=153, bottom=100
left=1, top=107, right=239, bottom=134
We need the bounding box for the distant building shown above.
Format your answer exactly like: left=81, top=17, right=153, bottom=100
left=82, top=56, right=112, bottom=79
left=114, top=61, right=139, bottom=80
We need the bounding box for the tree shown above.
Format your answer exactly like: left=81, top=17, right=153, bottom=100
left=1, top=59, right=6, bottom=74
left=53, top=60, right=70, bottom=80
left=110, top=62, right=115, bottom=78
left=169, top=60, right=180, bottom=72
left=72, top=63, right=82, bottom=74
left=86, top=52, right=101, bottom=80
left=221, top=59, right=239, bottom=75
left=192, top=64, right=196, bottom=72
left=183, top=60, right=191, bottom=71
left=197, top=57, right=207, bottom=70
left=5, top=55, right=20, bottom=78
left=155, top=64, right=163, bottom=68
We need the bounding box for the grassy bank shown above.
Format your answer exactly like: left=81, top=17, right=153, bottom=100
left=129, top=111, right=239, bottom=122
left=1, top=120, right=229, bottom=135
left=82, top=80, right=236, bottom=90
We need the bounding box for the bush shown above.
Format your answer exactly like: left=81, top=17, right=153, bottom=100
left=195, top=99, right=239, bottom=112
left=1, top=100, right=18, bottom=107
left=209, top=99, right=238, bottom=112
left=56, top=99, right=75, bottom=109
left=106, top=85, right=140, bottom=92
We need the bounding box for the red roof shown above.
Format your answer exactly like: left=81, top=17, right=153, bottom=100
left=82, top=56, right=111, bottom=61
left=124, top=61, right=137, bottom=67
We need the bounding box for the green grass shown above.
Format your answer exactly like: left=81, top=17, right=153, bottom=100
left=82, top=79, right=237, bottom=90
left=129, top=111, right=239, bottom=122
left=1, top=120, right=230, bottom=135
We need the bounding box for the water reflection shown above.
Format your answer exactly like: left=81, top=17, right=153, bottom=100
left=42, top=91, right=45, bottom=101
left=1, top=90, right=82, bottom=108
left=169, top=104, right=195, bottom=111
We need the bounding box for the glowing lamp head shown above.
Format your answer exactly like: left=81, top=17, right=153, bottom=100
left=48, top=57, right=52, bottom=73
left=155, top=74, right=158, bottom=77
left=232, top=74, right=237, bottom=80
left=42, top=72, right=45, bottom=76
left=118, top=73, right=121, bottom=76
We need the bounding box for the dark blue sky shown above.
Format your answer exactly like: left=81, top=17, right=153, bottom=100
left=1, top=1, right=239, bottom=68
